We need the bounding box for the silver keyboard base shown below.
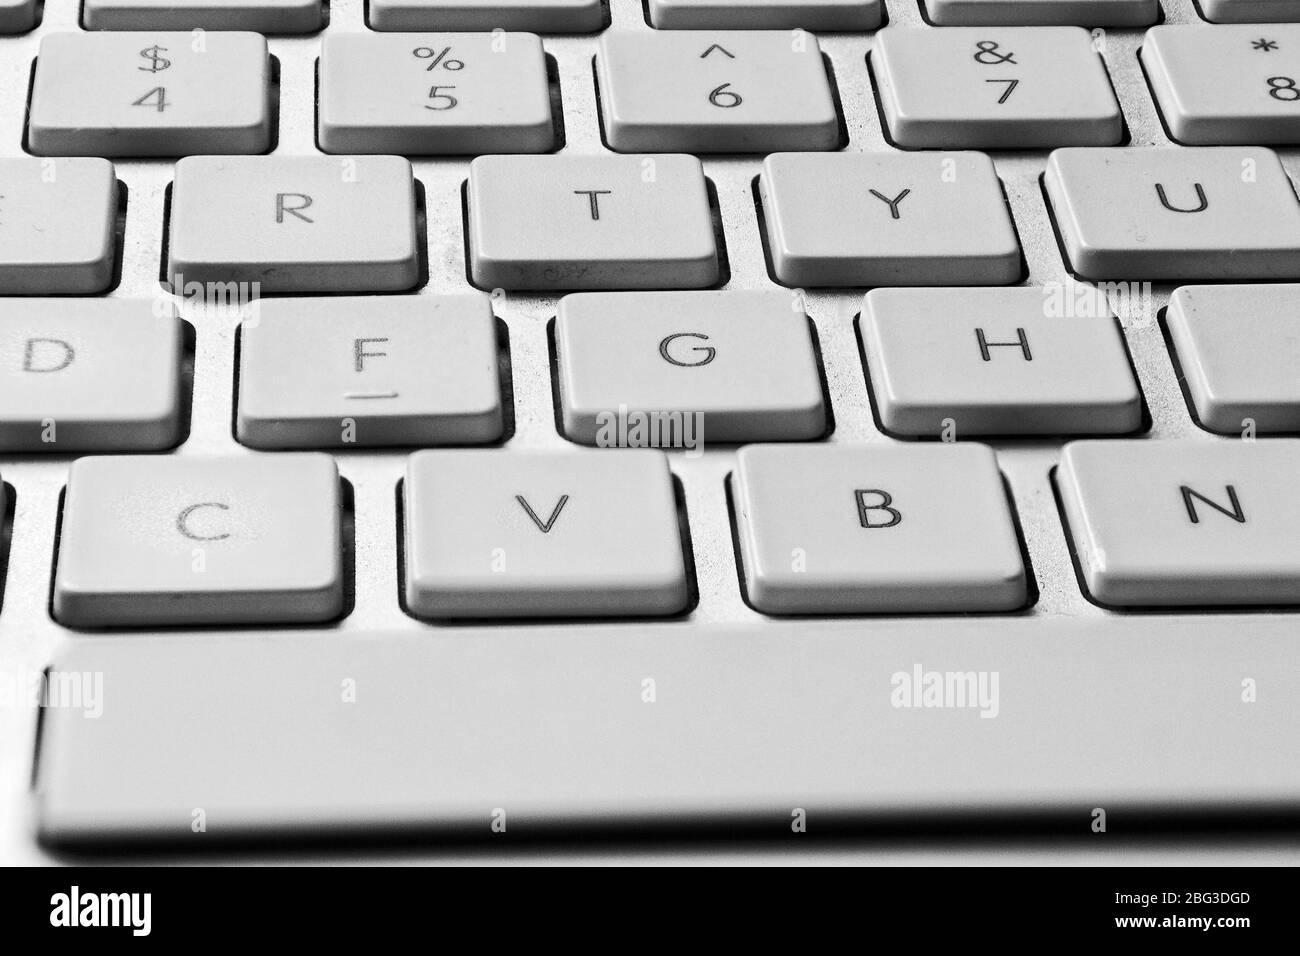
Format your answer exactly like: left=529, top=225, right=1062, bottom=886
left=4, top=0, right=1300, bottom=860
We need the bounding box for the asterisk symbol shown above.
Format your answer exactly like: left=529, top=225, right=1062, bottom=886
left=1253, top=38, right=1279, bottom=51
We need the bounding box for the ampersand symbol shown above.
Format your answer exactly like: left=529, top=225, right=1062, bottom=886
left=973, top=40, right=1016, bottom=65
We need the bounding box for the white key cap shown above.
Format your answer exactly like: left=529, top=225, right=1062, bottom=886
left=1200, top=0, right=1300, bottom=22
left=1045, top=147, right=1300, bottom=280
left=0, top=300, right=183, bottom=452
left=32, top=616, right=1300, bottom=843
left=369, top=0, right=604, bottom=32
left=0, top=158, right=118, bottom=294
left=53, top=454, right=344, bottom=627
left=1166, top=284, right=1300, bottom=434
left=759, top=152, right=1021, bottom=287
left=82, top=0, right=324, bottom=31
left=555, top=291, right=826, bottom=444
left=647, top=0, right=881, bottom=30
left=168, top=155, right=420, bottom=293
left=1144, top=25, right=1300, bottom=145
left=597, top=30, right=839, bottom=153
left=0, top=0, right=36, bottom=33
left=468, top=154, right=719, bottom=290
left=926, top=0, right=1157, bottom=25
left=872, top=26, right=1122, bottom=149
left=403, top=450, right=689, bottom=618
left=28, top=32, right=271, bottom=157
left=318, top=32, right=553, bottom=155
left=1057, top=440, right=1300, bottom=606
left=238, top=295, right=503, bottom=448
left=862, top=287, right=1142, bottom=436
left=732, top=444, right=1027, bottom=614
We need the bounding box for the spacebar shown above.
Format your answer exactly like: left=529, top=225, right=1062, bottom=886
left=35, top=617, right=1299, bottom=842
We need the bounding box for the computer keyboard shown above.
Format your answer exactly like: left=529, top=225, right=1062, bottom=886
left=3, top=0, right=1300, bottom=853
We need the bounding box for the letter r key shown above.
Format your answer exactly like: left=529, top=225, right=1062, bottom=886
left=168, top=156, right=419, bottom=293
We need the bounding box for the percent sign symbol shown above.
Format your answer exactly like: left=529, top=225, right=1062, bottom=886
left=413, top=47, right=465, bottom=71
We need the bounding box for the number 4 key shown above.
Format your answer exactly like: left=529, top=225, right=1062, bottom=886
left=28, top=31, right=271, bottom=157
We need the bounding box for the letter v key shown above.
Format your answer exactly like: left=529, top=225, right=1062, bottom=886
left=516, top=494, right=569, bottom=533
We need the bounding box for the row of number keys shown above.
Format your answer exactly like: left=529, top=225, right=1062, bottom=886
left=28, top=28, right=1114, bottom=155
left=29, top=25, right=1300, bottom=157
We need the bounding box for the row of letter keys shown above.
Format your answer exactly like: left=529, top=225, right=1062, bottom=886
left=8, top=145, right=1300, bottom=293
left=35, top=438, right=1300, bottom=627
left=15, top=283, right=1300, bottom=454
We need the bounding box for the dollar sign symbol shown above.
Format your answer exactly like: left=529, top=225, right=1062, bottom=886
left=138, top=45, right=171, bottom=73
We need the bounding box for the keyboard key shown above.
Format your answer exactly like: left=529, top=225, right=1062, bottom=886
left=646, top=0, right=881, bottom=32
left=1057, top=440, right=1300, bottom=606
left=82, top=0, right=324, bottom=31
left=0, top=0, right=36, bottom=33
left=1166, top=284, right=1300, bottom=434
left=0, top=300, right=183, bottom=453
left=872, top=26, right=1122, bottom=149
left=1144, top=24, right=1300, bottom=145
left=926, top=0, right=1157, bottom=25
left=318, top=32, right=553, bottom=155
left=0, top=158, right=117, bottom=294
left=1045, top=147, right=1300, bottom=280
left=555, top=291, right=826, bottom=444
left=467, top=154, right=718, bottom=290
left=403, top=450, right=689, bottom=618
left=32, top=616, right=1300, bottom=843
left=53, top=454, right=344, bottom=627
left=237, top=295, right=503, bottom=448
left=28, top=32, right=271, bottom=157
left=369, top=0, right=604, bottom=32
left=759, top=152, right=1021, bottom=287
left=862, top=287, right=1141, bottom=436
left=597, top=30, right=838, bottom=153
left=168, top=155, right=419, bottom=293
left=732, top=444, right=1027, bottom=614
left=1200, top=0, right=1300, bottom=22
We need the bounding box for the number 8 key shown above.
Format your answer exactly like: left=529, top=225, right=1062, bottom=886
left=1144, top=24, right=1300, bottom=144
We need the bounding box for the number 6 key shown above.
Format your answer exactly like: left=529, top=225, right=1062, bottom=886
left=28, top=31, right=271, bottom=157
left=597, top=30, right=840, bottom=153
